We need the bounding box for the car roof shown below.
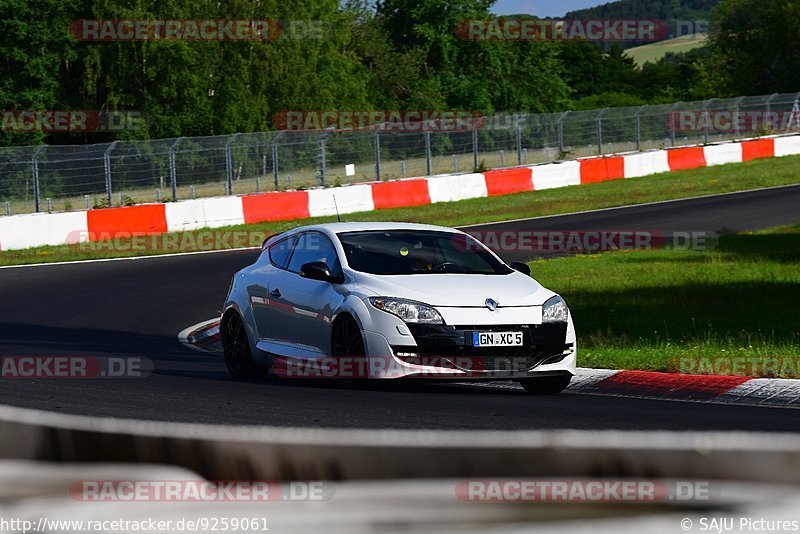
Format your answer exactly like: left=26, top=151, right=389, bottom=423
left=262, top=222, right=463, bottom=250
left=296, top=222, right=461, bottom=235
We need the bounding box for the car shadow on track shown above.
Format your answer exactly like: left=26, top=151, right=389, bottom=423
left=257, top=375, right=527, bottom=396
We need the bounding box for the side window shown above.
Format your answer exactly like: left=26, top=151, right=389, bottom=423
left=287, top=232, right=342, bottom=276
left=268, top=235, right=296, bottom=269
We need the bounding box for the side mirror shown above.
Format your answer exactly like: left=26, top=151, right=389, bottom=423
left=510, top=261, right=531, bottom=276
left=300, top=261, right=338, bottom=283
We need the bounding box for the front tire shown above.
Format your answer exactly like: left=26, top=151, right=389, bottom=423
left=519, top=374, right=572, bottom=395
left=222, top=312, right=267, bottom=379
left=331, top=315, right=367, bottom=381
left=332, top=315, right=366, bottom=358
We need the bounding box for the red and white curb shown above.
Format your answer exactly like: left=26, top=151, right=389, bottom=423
left=177, top=318, right=221, bottom=354
left=179, top=318, right=800, bottom=408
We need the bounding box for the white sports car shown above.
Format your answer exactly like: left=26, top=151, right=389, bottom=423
left=221, top=222, right=577, bottom=394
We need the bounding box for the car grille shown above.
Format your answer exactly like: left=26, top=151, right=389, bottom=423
left=395, top=323, right=571, bottom=372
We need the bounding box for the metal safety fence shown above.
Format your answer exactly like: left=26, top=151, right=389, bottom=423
left=1, top=92, right=799, bottom=215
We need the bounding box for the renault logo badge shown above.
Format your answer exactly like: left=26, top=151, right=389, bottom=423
left=485, top=298, right=499, bottom=311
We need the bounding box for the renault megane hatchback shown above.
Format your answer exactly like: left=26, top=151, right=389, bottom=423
left=222, top=222, right=576, bottom=394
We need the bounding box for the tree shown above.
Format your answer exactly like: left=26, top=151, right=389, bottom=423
left=709, top=0, right=800, bottom=94
left=375, top=0, right=570, bottom=113
left=0, top=0, right=80, bottom=146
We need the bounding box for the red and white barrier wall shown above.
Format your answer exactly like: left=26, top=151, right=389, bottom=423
left=2, top=135, right=800, bottom=251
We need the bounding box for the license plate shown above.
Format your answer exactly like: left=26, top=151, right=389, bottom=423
left=471, top=331, right=524, bottom=347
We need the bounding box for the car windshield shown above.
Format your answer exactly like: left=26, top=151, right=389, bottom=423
left=337, top=230, right=512, bottom=275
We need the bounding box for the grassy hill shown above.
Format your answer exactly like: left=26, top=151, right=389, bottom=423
left=626, top=33, right=708, bottom=66
left=566, top=0, right=715, bottom=51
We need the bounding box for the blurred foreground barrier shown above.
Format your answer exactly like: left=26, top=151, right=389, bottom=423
left=2, top=403, right=800, bottom=483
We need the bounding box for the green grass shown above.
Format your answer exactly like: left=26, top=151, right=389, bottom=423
left=626, top=34, right=707, bottom=67
left=2, top=153, right=800, bottom=266
left=530, top=225, right=800, bottom=377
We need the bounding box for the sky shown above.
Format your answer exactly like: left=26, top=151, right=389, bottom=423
left=491, top=0, right=608, bottom=18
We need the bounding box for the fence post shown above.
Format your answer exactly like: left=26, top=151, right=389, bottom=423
left=318, top=133, right=328, bottom=186
left=225, top=133, right=241, bottom=195
left=668, top=102, right=681, bottom=146
left=472, top=126, right=478, bottom=170
left=374, top=131, right=382, bottom=180
left=31, top=145, right=46, bottom=213
left=103, top=140, right=119, bottom=206
left=765, top=93, right=778, bottom=117
left=557, top=111, right=570, bottom=154
left=169, top=137, right=183, bottom=202
left=702, top=99, right=715, bottom=144
left=794, top=92, right=800, bottom=132
left=733, top=96, right=745, bottom=138
left=515, top=118, right=523, bottom=165
left=596, top=108, right=608, bottom=155
left=765, top=93, right=779, bottom=132
left=270, top=131, right=284, bottom=190
left=424, top=131, right=432, bottom=176
left=635, top=106, right=646, bottom=151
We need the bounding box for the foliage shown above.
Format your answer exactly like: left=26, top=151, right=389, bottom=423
left=0, top=0, right=794, bottom=150
left=708, top=0, right=800, bottom=94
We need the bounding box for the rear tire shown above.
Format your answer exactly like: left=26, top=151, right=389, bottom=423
left=222, top=312, right=267, bottom=380
left=519, top=374, right=572, bottom=395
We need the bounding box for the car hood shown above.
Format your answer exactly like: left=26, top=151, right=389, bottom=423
left=352, top=271, right=556, bottom=308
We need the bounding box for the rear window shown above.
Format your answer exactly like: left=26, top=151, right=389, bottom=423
left=337, top=230, right=511, bottom=276
left=268, top=235, right=296, bottom=269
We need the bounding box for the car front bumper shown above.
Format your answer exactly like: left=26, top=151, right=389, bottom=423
left=361, top=315, right=577, bottom=379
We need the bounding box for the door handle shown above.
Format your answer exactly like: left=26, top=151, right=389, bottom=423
left=269, top=288, right=281, bottom=298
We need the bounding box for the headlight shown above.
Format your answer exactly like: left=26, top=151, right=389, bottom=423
left=542, top=295, right=568, bottom=323
left=368, top=297, right=444, bottom=324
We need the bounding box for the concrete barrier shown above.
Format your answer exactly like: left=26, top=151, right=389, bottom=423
left=165, top=199, right=208, bottom=232
left=427, top=172, right=488, bottom=203
left=531, top=161, right=582, bottom=190
left=623, top=151, right=670, bottom=178
left=241, top=190, right=310, bottom=224
left=308, top=184, right=375, bottom=217
left=579, top=156, right=625, bottom=184
left=202, top=196, right=245, bottom=228
left=703, top=143, right=743, bottom=167
left=775, top=136, right=800, bottom=157
left=0, top=212, right=88, bottom=250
